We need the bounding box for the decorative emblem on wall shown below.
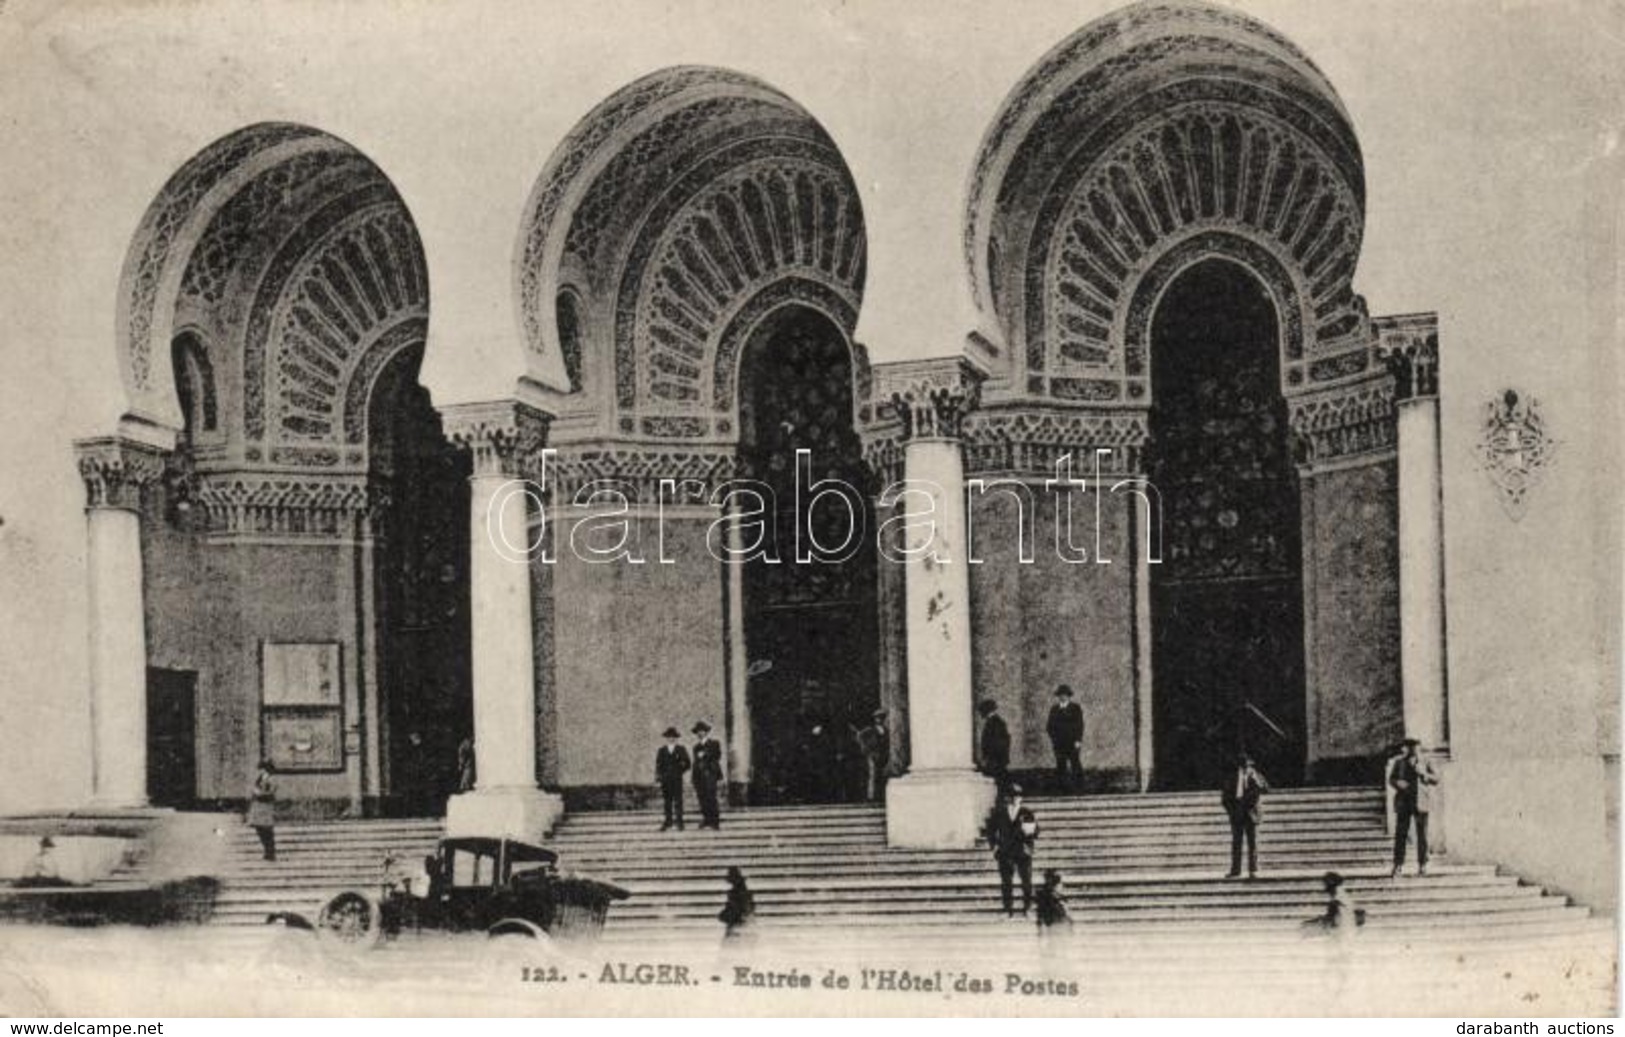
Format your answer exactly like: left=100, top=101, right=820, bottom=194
left=1475, top=390, right=1556, bottom=521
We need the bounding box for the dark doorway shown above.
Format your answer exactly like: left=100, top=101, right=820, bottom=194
left=369, top=346, right=473, bottom=816
left=147, top=667, right=197, bottom=807
left=738, top=307, right=880, bottom=804
left=1148, top=259, right=1305, bottom=789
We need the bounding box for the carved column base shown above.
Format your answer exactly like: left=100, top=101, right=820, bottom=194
left=445, top=787, right=565, bottom=843
left=885, top=769, right=996, bottom=849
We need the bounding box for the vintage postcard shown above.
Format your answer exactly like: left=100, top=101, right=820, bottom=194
left=0, top=0, right=1618, bottom=1018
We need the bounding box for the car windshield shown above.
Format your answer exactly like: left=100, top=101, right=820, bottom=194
left=446, top=847, right=497, bottom=888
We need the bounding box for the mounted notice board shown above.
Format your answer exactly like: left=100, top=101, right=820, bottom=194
left=261, top=642, right=344, bottom=772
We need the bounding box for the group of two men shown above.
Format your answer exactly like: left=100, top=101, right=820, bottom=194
left=653, top=721, right=725, bottom=830
left=1222, top=739, right=1440, bottom=880
left=977, top=684, right=1086, bottom=791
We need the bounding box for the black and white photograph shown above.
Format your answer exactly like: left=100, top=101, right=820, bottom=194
left=0, top=0, right=1618, bottom=1019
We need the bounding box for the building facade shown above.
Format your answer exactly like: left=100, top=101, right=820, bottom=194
left=1, top=0, right=1616, bottom=909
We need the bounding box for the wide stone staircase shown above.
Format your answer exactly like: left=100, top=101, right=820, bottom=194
left=193, top=786, right=1603, bottom=945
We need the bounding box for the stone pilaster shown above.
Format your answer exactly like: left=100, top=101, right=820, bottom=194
left=74, top=436, right=165, bottom=808
left=1382, top=329, right=1449, bottom=753
left=871, top=358, right=996, bottom=848
left=439, top=400, right=562, bottom=840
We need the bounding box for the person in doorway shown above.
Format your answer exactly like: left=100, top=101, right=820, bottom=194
left=247, top=760, right=278, bottom=862
left=655, top=726, right=691, bottom=830
left=984, top=784, right=1040, bottom=917
left=455, top=736, right=475, bottom=794
left=1221, top=752, right=1269, bottom=878
left=856, top=709, right=891, bottom=802
left=978, top=699, right=1011, bottom=789
left=798, top=716, right=837, bottom=803
left=692, top=721, right=724, bottom=829
left=1045, top=684, right=1085, bottom=792
left=718, top=865, right=756, bottom=943
left=1389, top=738, right=1439, bottom=877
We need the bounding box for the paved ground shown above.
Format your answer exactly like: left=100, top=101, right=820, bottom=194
left=0, top=920, right=1614, bottom=1016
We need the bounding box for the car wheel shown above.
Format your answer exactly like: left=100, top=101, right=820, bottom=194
left=316, top=891, right=382, bottom=949
left=486, top=918, right=546, bottom=940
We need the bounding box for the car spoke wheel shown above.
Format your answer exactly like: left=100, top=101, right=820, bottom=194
left=316, top=891, right=381, bottom=949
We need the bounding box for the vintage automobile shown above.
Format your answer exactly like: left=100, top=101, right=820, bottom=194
left=300, top=836, right=629, bottom=948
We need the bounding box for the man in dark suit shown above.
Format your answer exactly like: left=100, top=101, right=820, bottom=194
left=1045, top=684, right=1085, bottom=791
left=692, top=720, right=724, bottom=829
left=654, top=726, right=691, bottom=831
left=1390, top=738, right=1439, bottom=877
left=978, top=699, right=1011, bottom=788
left=984, top=783, right=1040, bottom=916
left=1221, top=752, right=1270, bottom=878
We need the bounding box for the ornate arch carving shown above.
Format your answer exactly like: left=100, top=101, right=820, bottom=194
left=122, top=123, right=429, bottom=471
left=118, top=123, right=347, bottom=426
left=965, top=1, right=1368, bottom=404
left=517, top=67, right=865, bottom=442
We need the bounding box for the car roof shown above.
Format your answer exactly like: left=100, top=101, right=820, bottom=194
left=439, top=837, right=558, bottom=864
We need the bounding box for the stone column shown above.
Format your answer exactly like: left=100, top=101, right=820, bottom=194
left=1387, top=338, right=1449, bottom=846
left=877, top=359, right=996, bottom=847
left=74, top=436, right=165, bottom=808
left=1386, top=340, right=1448, bottom=749
left=440, top=400, right=563, bottom=840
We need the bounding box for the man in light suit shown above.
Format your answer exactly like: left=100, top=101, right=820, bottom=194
left=1390, top=738, right=1439, bottom=877
left=1221, top=752, right=1269, bottom=878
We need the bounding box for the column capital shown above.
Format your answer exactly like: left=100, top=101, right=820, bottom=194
left=440, top=399, right=552, bottom=478
left=1376, top=316, right=1439, bottom=402
left=73, top=436, right=166, bottom=511
left=872, top=357, right=987, bottom=441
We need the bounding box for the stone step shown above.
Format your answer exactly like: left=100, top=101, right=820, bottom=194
left=148, top=787, right=1590, bottom=956
left=554, top=800, right=1383, bottom=831
left=215, top=833, right=1395, bottom=870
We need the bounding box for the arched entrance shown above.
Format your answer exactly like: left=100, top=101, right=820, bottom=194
left=737, top=306, right=879, bottom=804
left=103, top=123, right=470, bottom=815
left=1148, top=258, right=1305, bottom=789
left=368, top=349, right=472, bottom=815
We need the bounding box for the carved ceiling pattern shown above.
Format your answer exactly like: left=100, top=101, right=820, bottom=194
left=242, top=190, right=428, bottom=457
left=123, top=123, right=323, bottom=393
left=519, top=67, right=865, bottom=443
left=1038, top=106, right=1363, bottom=399
left=966, top=1, right=1366, bottom=404
left=262, top=206, right=429, bottom=447
left=180, top=150, right=376, bottom=307
left=518, top=67, right=765, bottom=354
left=627, top=159, right=864, bottom=430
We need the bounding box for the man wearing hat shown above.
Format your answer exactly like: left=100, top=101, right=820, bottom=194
left=977, top=699, right=1011, bottom=788
left=856, top=709, right=891, bottom=802
left=984, top=784, right=1039, bottom=916
left=1045, top=683, right=1085, bottom=792
left=654, top=727, right=691, bottom=831
left=691, top=721, right=724, bottom=829
left=1389, top=739, right=1439, bottom=877
left=1221, top=751, right=1270, bottom=878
